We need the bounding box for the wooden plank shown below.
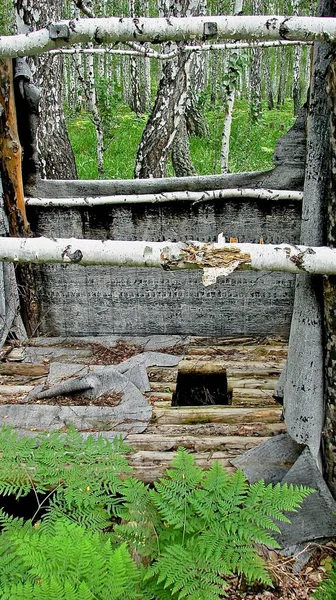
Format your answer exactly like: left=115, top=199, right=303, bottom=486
left=152, top=406, right=282, bottom=425
left=131, top=463, right=236, bottom=483
left=148, top=363, right=285, bottom=381
left=187, top=345, right=287, bottom=358
left=149, top=378, right=277, bottom=393
left=146, top=421, right=286, bottom=436
left=0, top=363, right=49, bottom=376
left=0, top=59, right=28, bottom=233
left=0, top=385, right=34, bottom=395
left=125, top=434, right=269, bottom=453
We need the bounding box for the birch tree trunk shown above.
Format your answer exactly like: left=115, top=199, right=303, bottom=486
left=220, top=0, right=244, bottom=173
left=14, top=0, right=77, bottom=180
left=264, top=49, right=274, bottom=110
left=134, top=0, right=199, bottom=178
left=129, top=0, right=142, bottom=115
left=249, top=0, right=262, bottom=122
left=292, top=0, right=302, bottom=116
left=171, top=116, right=196, bottom=176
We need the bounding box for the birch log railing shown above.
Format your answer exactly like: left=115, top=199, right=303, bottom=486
left=0, top=16, right=335, bottom=59
left=0, top=238, right=335, bottom=278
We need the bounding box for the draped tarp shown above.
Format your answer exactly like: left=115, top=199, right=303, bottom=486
left=0, top=175, right=26, bottom=348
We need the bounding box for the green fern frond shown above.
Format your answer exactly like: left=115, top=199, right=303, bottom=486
left=313, top=562, right=336, bottom=600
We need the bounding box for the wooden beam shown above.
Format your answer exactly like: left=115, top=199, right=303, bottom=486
left=0, top=59, right=28, bottom=234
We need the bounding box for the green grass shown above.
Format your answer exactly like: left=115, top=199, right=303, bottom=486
left=66, top=99, right=296, bottom=180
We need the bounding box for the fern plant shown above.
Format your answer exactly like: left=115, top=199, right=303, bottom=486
left=0, top=429, right=313, bottom=600
left=115, top=448, right=313, bottom=600
left=0, top=512, right=140, bottom=600
left=0, top=425, right=132, bottom=529
left=313, top=562, right=336, bottom=600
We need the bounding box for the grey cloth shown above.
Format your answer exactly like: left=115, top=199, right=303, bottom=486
left=15, top=352, right=182, bottom=434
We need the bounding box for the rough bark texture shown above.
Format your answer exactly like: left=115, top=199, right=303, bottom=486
left=13, top=58, right=40, bottom=187
left=282, top=0, right=332, bottom=465
left=171, top=115, right=196, bottom=176
left=14, top=0, right=77, bottom=180
left=250, top=0, right=262, bottom=122
left=185, top=90, right=210, bottom=137
left=134, top=0, right=200, bottom=179
left=323, top=55, right=336, bottom=495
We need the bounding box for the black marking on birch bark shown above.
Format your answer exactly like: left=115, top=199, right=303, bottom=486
left=279, top=17, right=291, bottom=39
left=265, top=18, right=279, bottom=31
left=203, top=22, right=218, bottom=39
left=61, top=245, right=83, bottom=263
left=48, top=23, right=70, bottom=41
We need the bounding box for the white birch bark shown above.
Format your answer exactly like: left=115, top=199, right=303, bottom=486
left=50, top=40, right=309, bottom=58
left=1, top=237, right=336, bottom=278
left=220, top=0, right=243, bottom=173
left=26, top=188, right=303, bottom=207
left=250, top=0, right=262, bottom=122
left=87, top=48, right=104, bottom=176
left=1, top=16, right=335, bottom=58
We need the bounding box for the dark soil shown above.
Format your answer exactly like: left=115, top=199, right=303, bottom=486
left=224, top=542, right=336, bottom=599
left=1, top=391, right=122, bottom=407
left=88, top=340, right=187, bottom=365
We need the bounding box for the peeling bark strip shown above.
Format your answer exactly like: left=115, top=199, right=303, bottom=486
left=0, top=16, right=336, bottom=58
left=0, top=59, right=28, bottom=234
left=25, top=188, right=303, bottom=207
left=0, top=237, right=336, bottom=279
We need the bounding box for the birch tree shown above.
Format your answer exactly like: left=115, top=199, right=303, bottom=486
left=249, top=0, right=262, bottom=121
left=220, top=0, right=244, bottom=173
left=134, top=0, right=201, bottom=178
left=14, top=0, right=77, bottom=180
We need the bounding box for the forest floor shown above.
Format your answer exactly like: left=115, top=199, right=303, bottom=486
left=225, top=542, right=335, bottom=599
left=66, top=98, right=296, bottom=180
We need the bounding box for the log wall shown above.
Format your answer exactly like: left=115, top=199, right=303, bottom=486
left=27, top=196, right=301, bottom=337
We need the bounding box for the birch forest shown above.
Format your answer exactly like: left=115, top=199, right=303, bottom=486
left=0, top=0, right=315, bottom=181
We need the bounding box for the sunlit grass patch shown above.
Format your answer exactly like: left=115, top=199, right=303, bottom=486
left=66, top=99, right=296, bottom=180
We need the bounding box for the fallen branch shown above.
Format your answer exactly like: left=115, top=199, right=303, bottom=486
left=0, top=237, right=335, bottom=283
left=25, top=188, right=303, bottom=207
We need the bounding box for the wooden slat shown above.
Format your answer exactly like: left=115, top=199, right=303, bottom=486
left=0, top=385, right=34, bottom=395
left=146, top=421, right=286, bottom=436
left=0, top=363, right=49, bottom=376
left=125, top=434, right=269, bottom=453
left=152, top=406, right=282, bottom=425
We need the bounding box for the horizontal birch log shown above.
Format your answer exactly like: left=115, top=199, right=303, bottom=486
left=25, top=188, right=303, bottom=207
left=0, top=237, right=336, bottom=283
left=49, top=40, right=311, bottom=60
left=0, top=16, right=335, bottom=59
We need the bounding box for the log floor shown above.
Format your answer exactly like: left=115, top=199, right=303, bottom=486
left=0, top=336, right=287, bottom=482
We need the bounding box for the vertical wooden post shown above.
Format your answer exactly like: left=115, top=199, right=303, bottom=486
left=0, top=58, right=29, bottom=235
left=322, top=57, right=336, bottom=496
